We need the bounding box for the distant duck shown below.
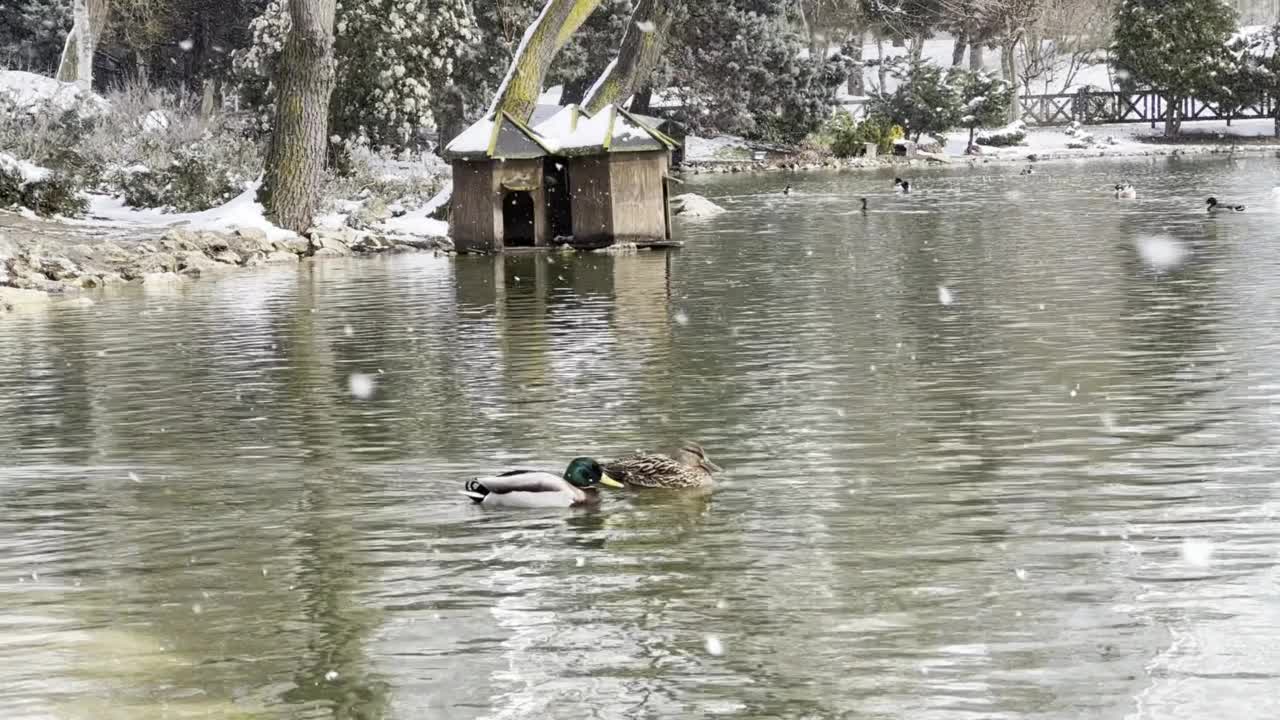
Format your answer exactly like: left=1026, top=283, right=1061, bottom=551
left=1021, top=165, right=1034, bottom=175
left=860, top=197, right=868, bottom=213
left=1206, top=196, right=1245, bottom=213
left=461, top=457, right=622, bottom=508
left=783, top=185, right=792, bottom=195
left=1114, top=183, right=1137, bottom=199
left=894, top=177, right=911, bottom=193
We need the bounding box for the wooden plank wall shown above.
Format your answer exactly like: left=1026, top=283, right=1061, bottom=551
left=608, top=151, right=668, bottom=241
left=450, top=161, right=496, bottom=253
left=569, top=156, right=614, bottom=242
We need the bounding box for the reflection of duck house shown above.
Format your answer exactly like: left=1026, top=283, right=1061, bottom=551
left=444, top=104, right=681, bottom=254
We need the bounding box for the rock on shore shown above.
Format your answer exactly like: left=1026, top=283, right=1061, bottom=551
left=1, top=223, right=453, bottom=300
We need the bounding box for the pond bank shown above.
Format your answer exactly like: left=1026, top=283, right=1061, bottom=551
left=1, top=219, right=452, bottom=312
left=679, top=142, right=1280, bottom=176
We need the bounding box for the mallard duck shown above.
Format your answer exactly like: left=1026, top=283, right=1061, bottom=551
left=859, top=197, right=868, bottom=213
left=462, top=457, right=622, bottom=508
left=894, top=177, right=911, bottom=194
left=1114, top=183, right=1137, bottom=199
left=605, top=442, right=722, bottom=490
left=1020, top=165, right=1035, bottom=175
left=783, top=185, right=792, bottom=195
left=1207, top=197, right=1245, bottom=213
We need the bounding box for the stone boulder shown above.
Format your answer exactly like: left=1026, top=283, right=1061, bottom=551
left=670, top=193, right=727, bottom=219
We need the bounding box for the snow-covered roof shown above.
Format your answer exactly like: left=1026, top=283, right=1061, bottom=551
left=446, top=105, right=678, bottom=161
left=443, top=111, right=553, bottom=161
left=539, top=105, right=677, bottom=156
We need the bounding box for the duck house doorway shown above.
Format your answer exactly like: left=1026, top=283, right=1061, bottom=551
left=502, top=190, right=536, bottom=247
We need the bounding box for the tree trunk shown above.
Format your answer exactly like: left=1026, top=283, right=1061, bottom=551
left=1274, top=108, right=1279, bottom=139
left=200, top=79, right=217, bottom=120
left=969, top=41, right=983, bottom=71
left=968, top=125, right=975, bottom=148
left=630, top=86, right=654, bottom=114
left=431, top=85, right=468, bottom=154
left=1164, top=96, right=1181, bottom=137
left=847, top=31, right=864, bottom=96
left=582, top=0, right=676, bottom=114
left=951, top=32, right=967, bottom=66
left=57, top=0, right=109, bottom=88
left=490, top=0, right=605, bottom=122
left=1002, top=42, right=1020, bottom=122
left=876, top=35, right=887, bottom=89
left=260, top=0, right=338, bottom=235
left=909, top=34, right=925, bottom=61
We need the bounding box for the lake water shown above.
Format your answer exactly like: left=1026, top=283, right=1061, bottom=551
left=3, top=156, right=1280, bottom=719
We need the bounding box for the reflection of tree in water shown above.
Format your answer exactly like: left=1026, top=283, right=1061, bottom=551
left=1115, top=225, right=1237, bottom=442
left=276, top=291, right=389, bottom=718
left=281, top=477, right=390, bottom=719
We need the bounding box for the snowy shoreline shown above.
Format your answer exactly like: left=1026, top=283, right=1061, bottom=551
left=680, top=141, right=1280, bottom=176
left=680, top=118, right=1280, bottom=175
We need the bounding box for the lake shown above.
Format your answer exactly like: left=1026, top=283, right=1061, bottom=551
left=3, top=155, right=1280, bottom=719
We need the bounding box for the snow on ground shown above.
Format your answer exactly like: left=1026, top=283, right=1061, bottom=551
left=684, top=134, right=754, bottom=162
left=941, top=118, right=1280, bottom=159
left=0, top=70, right=107, bottom=114
left=379, top=183, right=451, bottom=238
left=82, top=182, right=296, bottom=240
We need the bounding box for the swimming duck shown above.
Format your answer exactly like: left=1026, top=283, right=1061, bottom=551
left=1114, top=183, right=1137, bottom=199
left=462, top=457, right=622, bottom=508
left=894, top=177, right=911, bottom=193
left=605, top=442, right=722, bottom=490
left=1206, top=197, right=1245, bottom=213
left=1020, top=165, right=1034, bottom=175
left=783, top=185, right=792, bottom=195
left=859, top=197, right=868, bottom=213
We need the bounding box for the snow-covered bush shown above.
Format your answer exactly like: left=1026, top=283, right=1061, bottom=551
left=235, top=0, right=474, bottom=150
left=0, top=76, right=261, bottom=212
left=977, top=121, right=1028, bottom=147
left=0, top=153, right=86, bottom=216
left=320, top=143, right=449, bottom=218
left=954, top=70, right=1013, bottom=148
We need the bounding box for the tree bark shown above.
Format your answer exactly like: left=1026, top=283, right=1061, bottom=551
left=1002, top=42, right=1020, bottom=122
left=969, top=41, right=983, bottom=71
left=1164, top=96, right=1181, bottom=137
left=260, top=0, right=338, bottom=235
left=630, top=86, right=654, bottom=114
left=582, top=0, right=676, bottom=114
left=876, top=35, right=887, bottom=89
left=951, top=32, right=967, bottom=66
left=490, top=0, right=604, bottom=122
left=57, top=0, right=109, bottom=88
left=847, top=31, right=864, bottom=96
left=432, top=85, right=468, bottom=152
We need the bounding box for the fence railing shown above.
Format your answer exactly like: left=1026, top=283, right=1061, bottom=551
left=840, top=92, right=1278, bottom=128
left=1021, top=91, right=1277, bottom=127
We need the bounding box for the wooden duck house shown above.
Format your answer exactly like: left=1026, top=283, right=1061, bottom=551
left=443, top=104, right=680, bottom=253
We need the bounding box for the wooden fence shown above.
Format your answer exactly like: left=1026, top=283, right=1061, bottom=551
left=1019, top=91, right=1278, bottom=127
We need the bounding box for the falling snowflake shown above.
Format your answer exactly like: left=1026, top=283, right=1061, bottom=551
left=348, top=373, right=376, bottom=400
left=1181, top=538, right=1214, bottom=568
left=637, top=20, right=656, bottom=32
left=1135, top=235, right=1187, bottom=272
left=324, top=670, right=340, bottom=681
left=178, top=38, right=194, bottom=52
left=343, top=324, right=354, bottom=337
left=1014, top=568, right=1029, bottom=581
left=937, top=286, right=954, bottom=306
left=673, top=310, right=690, bottom=326
left=704, top=635, right=724, bottom=656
